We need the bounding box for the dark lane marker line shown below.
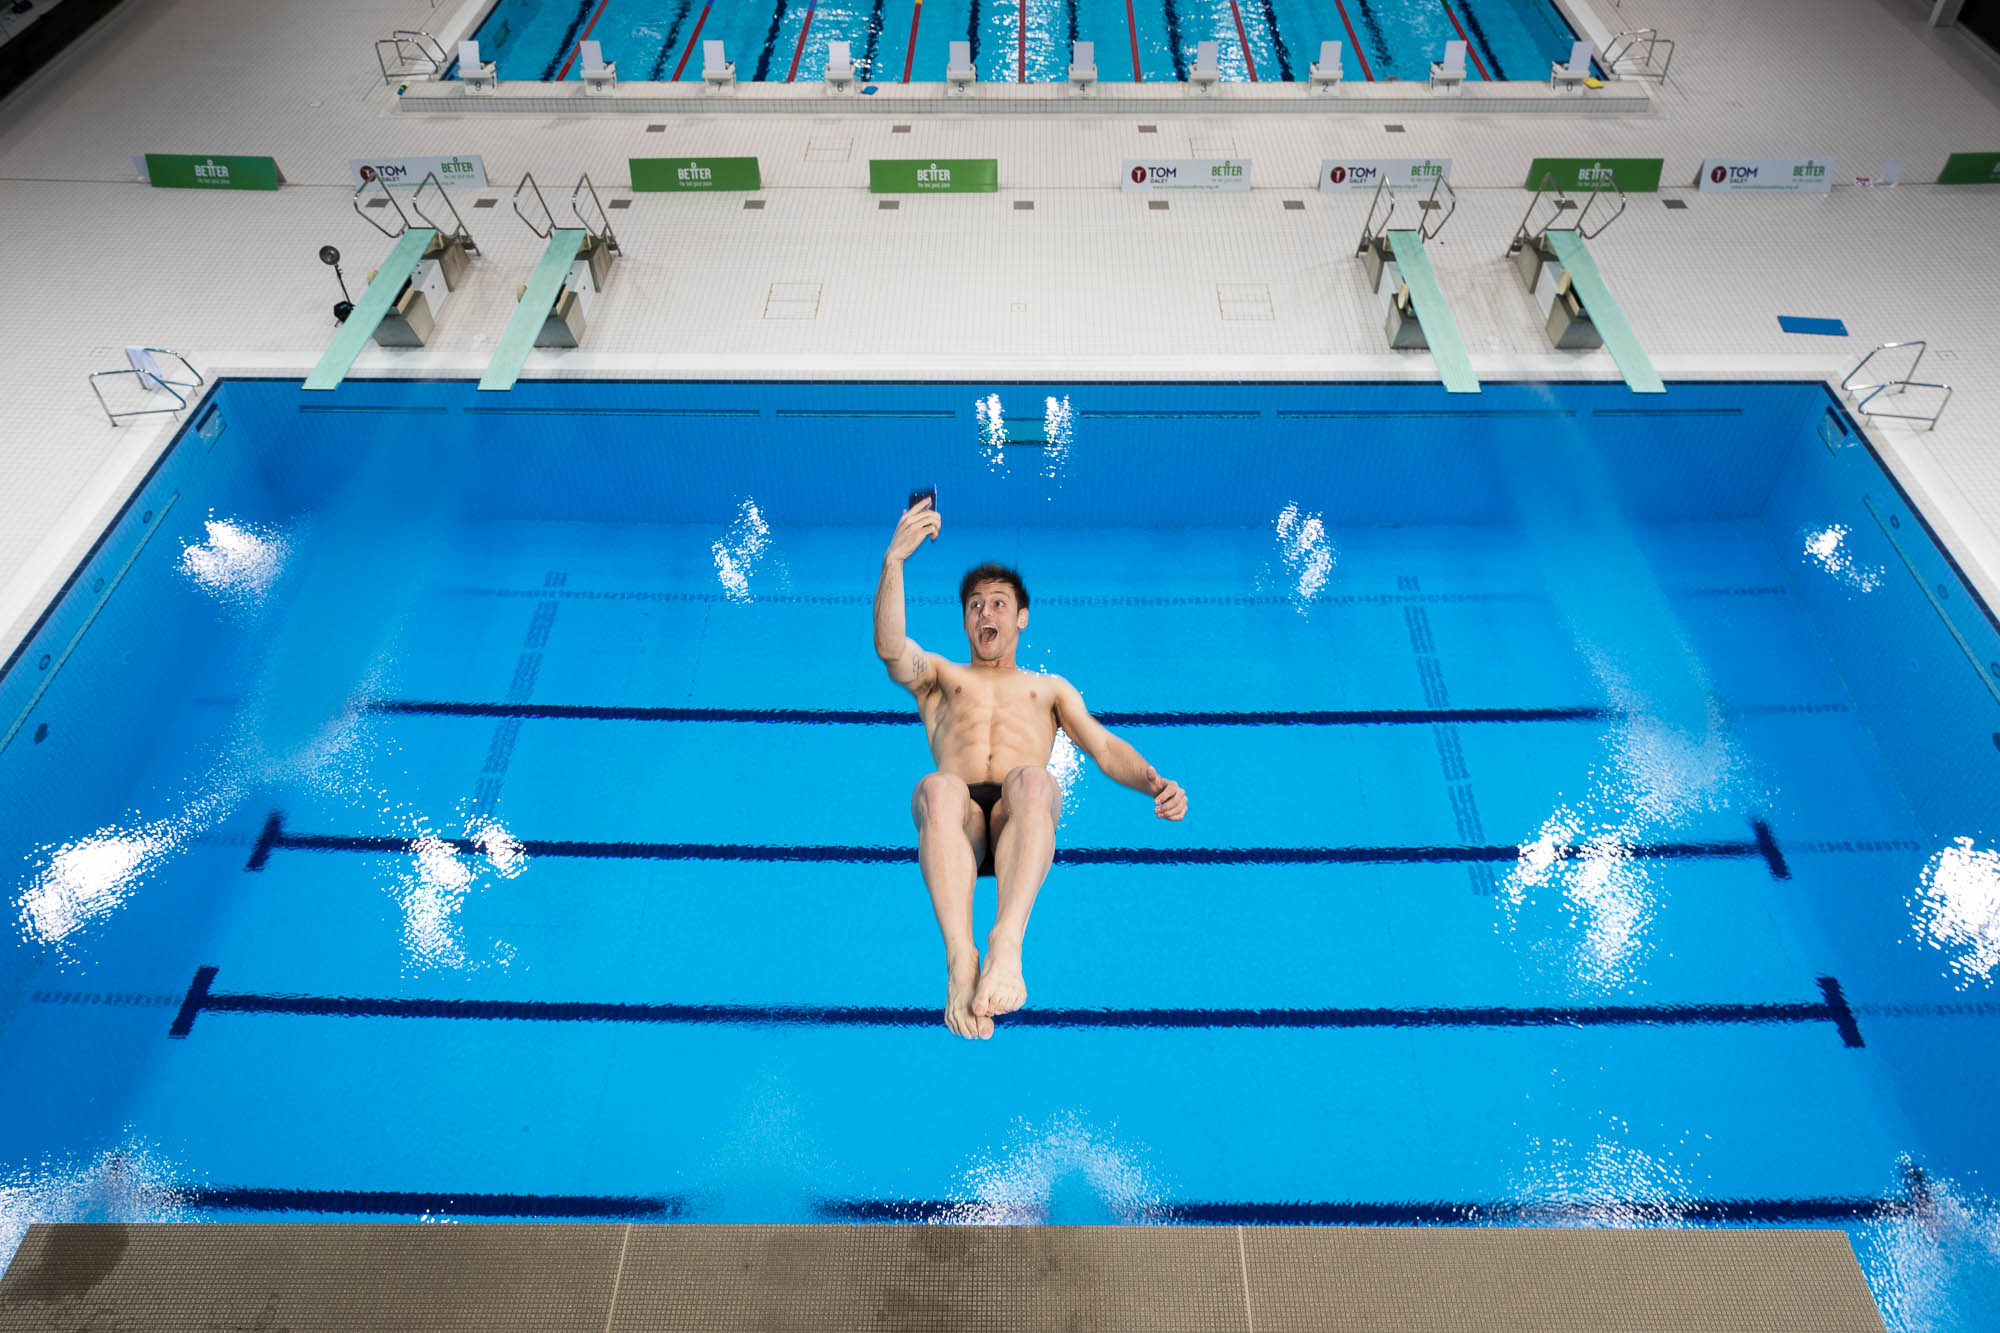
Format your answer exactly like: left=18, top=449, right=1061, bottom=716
left=172, top=1182, right=1922, bottom=1225
left=242, top=812, right=1793, bottom=879
left=168, top=966, right=1860, bottom=1046
left=825, top=1190, right=1906, bottom=1225
left=364, top=700, right=1616, bottom=727
left=180, top=1186, right=686, bottom=1219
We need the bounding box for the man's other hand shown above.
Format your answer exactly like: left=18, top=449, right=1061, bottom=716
left=886, top=498, right=942, bottom=563
left=1146, top=768, right=1188, bottom=821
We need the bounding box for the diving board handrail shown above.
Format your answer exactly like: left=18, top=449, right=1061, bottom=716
left=570, top=173, right=621, bottom=255
left=1417, top=174, right=1456, bottom=242
left=410, top=172, right=478, bottom=254
left=1844, top=342, right=1951, bottom=430
left=1571, top=177, right=1626, bottom=240
left=1508, top=173, right=1564, bottom=253
left=1355, top=177, right=1397, bottom=255
left=512, top=172, right=557, bottom=240
left=353, top=176, right=415, bottom=239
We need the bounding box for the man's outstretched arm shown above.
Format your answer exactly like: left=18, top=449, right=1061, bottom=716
left=875, top=500, right=942, bottom=693
left=1052, top=678, right=1188, bottom=820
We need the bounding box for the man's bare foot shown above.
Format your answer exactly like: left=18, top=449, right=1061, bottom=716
left=972, top=935, right=1028, bottom=1020
left=945, top=950, right=992, bottom=1040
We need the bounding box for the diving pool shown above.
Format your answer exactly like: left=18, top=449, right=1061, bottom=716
left=456, top=0, right=1589, bottom=85
left=2, top=379, right=1998, bottom=1330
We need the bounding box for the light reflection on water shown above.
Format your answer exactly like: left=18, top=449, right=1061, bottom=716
left=1512, top=1115, right=1709, bottom=1228
left=936, top=1110, right=1167, bottom=1224
left=176, top=514, right=289, bottom=606
left=1908, top=837, right=2000, bottom=988
left=1803, top=523, right=1884, bottom=593
left=0, top=1139, right=194, bottom=1270
left=1857, top=1164, right=2000, bottom=1333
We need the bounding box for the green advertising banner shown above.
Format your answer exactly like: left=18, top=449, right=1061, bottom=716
left=144, top=153, right=281, bottom=190
left=1937, top=152, right=2000, bottom=185
left=869, top=159, right=998, bottom=193
left=1524, top=157, right=1664, bottom=193
left=630, top=157, right=762, bottom=191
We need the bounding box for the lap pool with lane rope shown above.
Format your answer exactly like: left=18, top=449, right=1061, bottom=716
left=455, top=0, right=1587, bottom=85
left=1, top=379, right=1998, bottom=1330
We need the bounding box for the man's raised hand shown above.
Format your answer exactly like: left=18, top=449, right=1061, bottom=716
left=1146, top=767, right=1188, bottom=821
left=886, top=498, right=942, bottom=563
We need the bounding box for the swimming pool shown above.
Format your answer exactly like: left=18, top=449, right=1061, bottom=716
left=457, top=0, right=1589, bottom=85
left=2, top=379, right=1998, bottom=1329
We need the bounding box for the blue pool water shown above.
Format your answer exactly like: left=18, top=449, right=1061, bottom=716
left=3, top=380, right=2000, bottom=1329
left=458, top=0, right=1585, bottom=85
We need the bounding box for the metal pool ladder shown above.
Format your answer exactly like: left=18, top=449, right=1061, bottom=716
left=1842, top=341, right=1952, bottom=431
left=376, top=30, right=448, bottom=84
left=89, top=348, right=203, bottom=425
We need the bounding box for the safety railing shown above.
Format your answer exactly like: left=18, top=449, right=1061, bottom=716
left=571, top=173, right=622, bottom=255
left=89, top=350, right=203, bottom=426
left=1415, top=173, right=1456, bottom=242
left=411, top=171, right=479, bottom=254
left=1603, top=29, right=1674, bottom=83
left=1842, top=342, right=1952, bottom=431
left=375, top=30, right=447, bottom=85
left=512, top=172, right=558, bottom=238
left=1508, top=172, right=1625, bottom=253
left=1355, top=177, right=1397, bottom=255
left=354, top=175, right=417, bottom=237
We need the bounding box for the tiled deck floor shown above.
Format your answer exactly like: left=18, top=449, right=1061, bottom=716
left=0, top=1222, right=1888, bottom=1331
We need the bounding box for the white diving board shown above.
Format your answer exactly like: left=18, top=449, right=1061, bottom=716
left=1545, top=229, right=1664, bottom=394
left=303, top=228, right=436, bottom=392
left=479, top=229, right=587, bottom=393
left=1384, top=230, right=1478, bottom=394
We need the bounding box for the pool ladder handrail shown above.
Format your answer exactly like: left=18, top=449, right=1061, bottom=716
left=353, top=175, right=417, bottom=238
left=571, top=173, right=622, bottom=255
left=88, top=349, right=203, bottom=426
left=1842, top=341, right=1952, bottom=431
left=410, top=171, right=480, bottom=255
left=375, top=29, right=447, bottom=85
left=1603, top=28, right=1674, bottom=83
left=1508, top=172, right=1625, bottom=254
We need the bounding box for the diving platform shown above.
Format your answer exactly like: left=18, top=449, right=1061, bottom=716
left=1508, top=173, right=1663, bottom=394
left=1355, top=177, right=1479, bottom=394
left=303, top=227, right=434, bottom=391
left=479, top=227, right=587, bottom=392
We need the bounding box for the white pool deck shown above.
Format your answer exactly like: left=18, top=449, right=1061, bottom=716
left=2, top=0, right=1999, bottom=662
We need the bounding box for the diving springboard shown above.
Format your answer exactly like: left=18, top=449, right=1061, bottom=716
left=479, top=229, right=587, bottom=392
left=303, top=228, right=436, bottom=391
left=1384, top=230, right=1478, bottom=394
left=1545, top=229, right=1664, bottom=394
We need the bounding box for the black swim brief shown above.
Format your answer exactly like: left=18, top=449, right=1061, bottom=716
left=967, top=781, right=1002, bottom=878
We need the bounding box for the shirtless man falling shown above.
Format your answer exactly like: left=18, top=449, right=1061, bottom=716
left=873, top=497, right=1188, bottom=1040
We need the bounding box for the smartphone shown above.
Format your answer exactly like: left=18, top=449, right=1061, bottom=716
left=907, top=486, right=937, bottom=512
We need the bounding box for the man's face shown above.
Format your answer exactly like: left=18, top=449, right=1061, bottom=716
left=964, top=581, right=1027, bottom=662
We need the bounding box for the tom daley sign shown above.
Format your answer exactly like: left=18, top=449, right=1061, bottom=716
left=1698, top=157, right=1834, bottom=193
left=1121, top=159, right=1253, bottom=192
left=1318, top=158, right=1451, bottom=192
left=348, top=155, right=488, bottom=190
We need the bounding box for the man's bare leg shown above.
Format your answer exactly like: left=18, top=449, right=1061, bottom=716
left=911, top=772, right=992, bottom=1039
left=973, top=765, right=1061, bottom=1021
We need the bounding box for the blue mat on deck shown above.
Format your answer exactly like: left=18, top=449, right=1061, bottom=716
left=1778, top=316, right=1849, bottom=336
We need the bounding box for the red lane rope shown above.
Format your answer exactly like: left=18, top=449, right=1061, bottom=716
left=555, top=0, right=612, bottom=79
left=1227, top=0, right=1257, bottom=80
left=1125, top=0, right=1141, bottom=79
left=1017, top=0, right=1026, bottom=81
left=670, top=1, right=712, bottom=80
left=902, top=0, right=922, bottom=81
left=1329, top=0, right=1371, bottom=80
left=786, top=0, right=818, bottom=81
left=1437, top=0, right=1490, bottom=79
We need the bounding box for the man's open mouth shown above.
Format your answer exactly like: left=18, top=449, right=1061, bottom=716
left=978, top=627, right=998, bottom=647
